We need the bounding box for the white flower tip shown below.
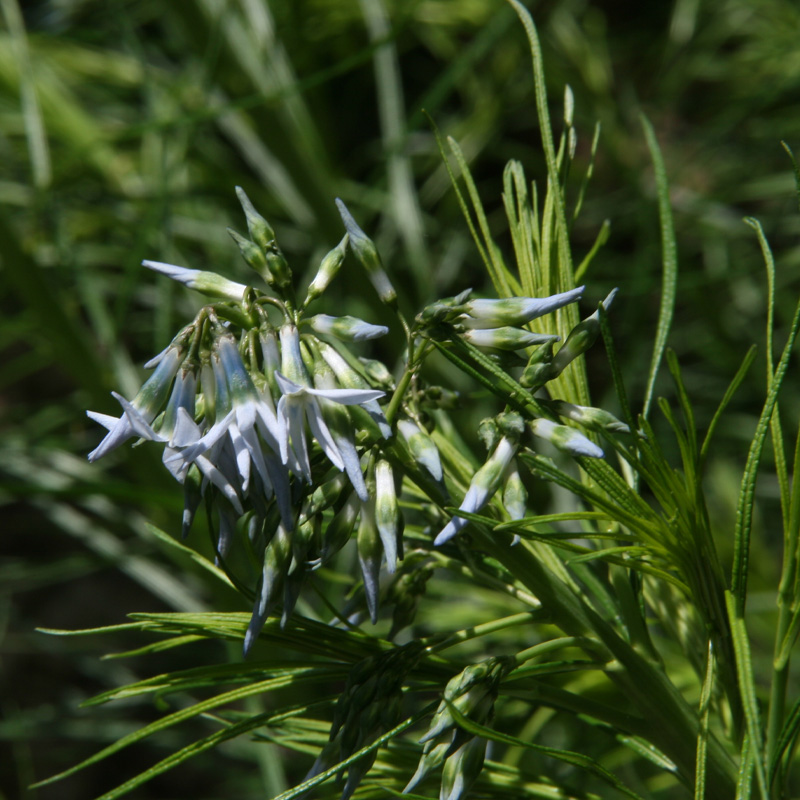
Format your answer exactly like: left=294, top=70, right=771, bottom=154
left=569, top=439, right=605, bottom=459
left=434, top=518, right=465, bottom=546
left=142, top=260, right=198, bottom=280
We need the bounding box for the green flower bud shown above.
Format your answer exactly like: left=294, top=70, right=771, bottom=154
left=404, top=738, right=450, bottom=794
left=551, top=400, right=630, bottom=434
left=502, top=460, right=527, bottom=523
left=440, top=736, right=487, bottom=800
left=234, top=186, right=293, bottom=291
left=335, top=198, right=397, bottom=307
left=227, top=228, right=270, bottom=280
left=416, top=289, right=472, bottom=326
left=375, top=459, right=402, bottom=573
left=304, top=233, right=348, bottom=306
left=519, top=341, right=556, bottom=388
left=387, top=561, right=434, bottom=639
left=398, top=419, right=443, bottom=482
left=550, top=288, right=617, bottom=376
left=358, top=356, right=395, bottom=389
left=357, top=497, right=382, bottom=623
left=462, top=326, right=560, bottom=350
left=264, top=246, right=292, bottom=291
left=244, top=523, right=292, bottom=655
left=235, top=186, right=276, bottom=250
left=321, top=490, right=360, bottom=561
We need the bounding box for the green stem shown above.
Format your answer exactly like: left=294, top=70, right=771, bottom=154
left=424, top=611, right=546, bottom=654
left=385, top=365, right=414, bottom=427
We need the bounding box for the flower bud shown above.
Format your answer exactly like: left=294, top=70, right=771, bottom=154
left=143, top=260, right=247, bottom=303
left=375, top=459, right=402, bottom=573
left=335, top=198, right=397, bottom=307
left=434, top=435, right=519, bottom=546
left=235, top=186, right=276, bottom=250
left=234, top=187, right=292, bottom=291
left=387, top=561, right=434, bottom=639
left=244, top=523, right=292, bottom=656
left=462, top=327, right=560, bottom=350
left=307, top=313, right=388, bottom=342
left=461, top=286, right=584, bottom=329
left=440, top=736, right=487, bottom=800
left=359, top=357, right=395, bottom=389
left=357, top=497, right=382, bottom=623
left=227, top=228, right=271, bottom=280
left=529, top=417, right=604, bottom=458
left=550, top=288, right=617, bottom=376
left=304, top=233, right=348, bottom=306
left=551, top=400, right=630, bottom=434
left=398, top=418, right=443, bottom=482
left=318, top=341, right=391, bottom=439
left=502, top=460, right=527, bottom=523
left=416, top=289, right=472, bottom=326
left=321, top=490, right=360, bottom=561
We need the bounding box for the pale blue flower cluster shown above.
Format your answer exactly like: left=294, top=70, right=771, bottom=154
left=87, top=190, right=401, bottom=653
left=86, top=186, right=627, bottom=658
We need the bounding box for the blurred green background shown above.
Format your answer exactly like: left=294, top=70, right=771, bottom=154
left=3, top=0, right=800, bottom=797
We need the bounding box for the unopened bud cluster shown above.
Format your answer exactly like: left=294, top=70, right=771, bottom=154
left=87, top=190, right=407, bottom=654
left=405, top=657, right=512, bottom=800
left=310, top=643, right=422, bottom=800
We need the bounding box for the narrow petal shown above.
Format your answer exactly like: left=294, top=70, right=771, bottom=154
left=304, top=398, right=345, bottom=471
left=87, top=411, right=120, bottom=432
left=304, top=386, right=385, bottom=405
left=194, top=454, right=244, bottom=515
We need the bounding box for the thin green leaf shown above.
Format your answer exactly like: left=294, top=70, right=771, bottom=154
left=33, top=672, right=330, bottom=787
left=744, top=217, right=790, bottom=528
left=144, top=522, right=236, bottom=589
left=769, top=694, right=800, bottom=791
left=731, top=294, right=800, bottom=610
left=700, top=345, right=757, bottom=468
left=640, top=114, right=678, bottom=420
left=575, top=219, right=610, bottom=283
left=725, top=591, right=768, bottom=797
left=780, top=141, right=800, bottom=214
left=694, top=641, right=715, bottom=800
